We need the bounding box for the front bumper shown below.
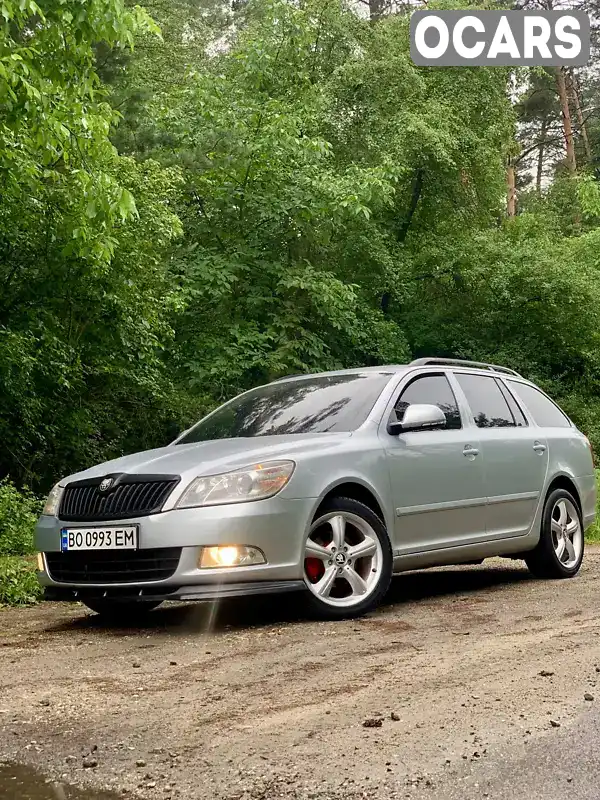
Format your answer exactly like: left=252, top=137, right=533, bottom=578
left=43, top=580, right=307, bottom=603
left=35, top=496, right=316, bottom=593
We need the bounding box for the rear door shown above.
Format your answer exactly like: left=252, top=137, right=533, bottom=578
left=381, top=371, right=487, bottom=555
left=506, top=379, right=595, bottom=517
left=452, top=372, right=548, bottom=539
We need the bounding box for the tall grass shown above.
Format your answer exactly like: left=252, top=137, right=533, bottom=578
left=0, top=480, right=43, bottom=606
left=585, top=471, right=600, bottom=544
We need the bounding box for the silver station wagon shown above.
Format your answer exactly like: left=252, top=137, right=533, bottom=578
left=36, top=359, right=596, bottom=620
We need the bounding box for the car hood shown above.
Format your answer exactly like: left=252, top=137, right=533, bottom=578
left=61, top=433, right=352, bottom=485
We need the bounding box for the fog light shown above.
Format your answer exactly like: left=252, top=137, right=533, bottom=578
left=36, top=553, right=44, bottom=572
left=199, top=545, right=266, bottom=569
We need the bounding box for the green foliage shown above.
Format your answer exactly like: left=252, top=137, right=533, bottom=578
left=0, top=480, right=42, bottom=607
left=398, top=212, right=600, bottom=372
left=3, top=0, right=600, bottom=497
left=98, top=0, right=232, bottom=156
left=0, top=0, right=186, bottom=489
left=0, top=480, right=40, bottom=556
left=0, top=152, right=185, bottom=487
left=584, top=471, right=600, bottom=544
left=0, top=557, right=43, bottom=606
left=151, top=0, right=513, bottom=397
left=1, top=0, right=158, bottom=223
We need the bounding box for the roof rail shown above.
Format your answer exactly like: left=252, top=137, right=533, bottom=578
left=409, top=358, right=522, bottom=378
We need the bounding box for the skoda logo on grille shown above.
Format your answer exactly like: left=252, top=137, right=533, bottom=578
left=99, top=477, right=114, bottom=493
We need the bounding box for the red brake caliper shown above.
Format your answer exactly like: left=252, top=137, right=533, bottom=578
left=305, top=558, right=325, bottom=583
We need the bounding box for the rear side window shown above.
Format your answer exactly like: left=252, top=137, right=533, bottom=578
left=497, top=380, right=528, bottom=427
left=393, top=374, right=462, bottom=430
left=455, top=374, right=516, bottom=428
left=507, top=381, right=571, bottom=428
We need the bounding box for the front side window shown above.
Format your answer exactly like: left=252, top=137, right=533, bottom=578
left=456, top=373, right=516, bottom=428
left=177, top=372, right=393, bottom=442
left=508, top=381, right=571, bottom=428
left=392, top=374, right=462, bottom=430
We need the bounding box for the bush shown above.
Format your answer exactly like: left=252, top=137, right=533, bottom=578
left=0, top=556, right=43, bottom=606
left=0, top=479, right=41, bottom=557
left=585, top=471, right=600, bottom=544
left=0, top=482, right=43, bottom=607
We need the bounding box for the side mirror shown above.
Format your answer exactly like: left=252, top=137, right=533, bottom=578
left=387, top=403, right=447, bottom=435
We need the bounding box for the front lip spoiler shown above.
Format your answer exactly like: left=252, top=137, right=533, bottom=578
left=44, top=580, right=306, bottom=603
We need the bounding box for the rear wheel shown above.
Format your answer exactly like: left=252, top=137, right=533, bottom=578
left=525, top=488, right=584, bottom=578
left=303, top=497, right=392, bottom=620
left=82, top=598, right=163, bottom=620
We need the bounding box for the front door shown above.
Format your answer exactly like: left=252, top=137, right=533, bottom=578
left=452, top=372, right=549, bottom=538
left=381, top=372, right=487, bottom=556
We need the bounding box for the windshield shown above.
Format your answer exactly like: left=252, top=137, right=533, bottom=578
left=176, top=373, right=393, bottom=443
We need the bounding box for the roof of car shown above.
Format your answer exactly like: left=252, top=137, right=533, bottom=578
left=270, top=366, right=406, bottom=382
left=272, top=359, right=524, bottom=383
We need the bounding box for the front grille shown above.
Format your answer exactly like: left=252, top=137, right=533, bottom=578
left=45, top=548, right=182, bottom=584
left=59, top=476, right=179, bottom=521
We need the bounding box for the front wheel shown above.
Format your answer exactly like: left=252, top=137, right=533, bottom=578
left=82, top=598, right=163, bottom=621
left=302, top=497, right=393, bottom=620
left=525, top=488, right=584, bottom=578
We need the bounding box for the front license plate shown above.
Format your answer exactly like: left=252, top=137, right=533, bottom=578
left=60, top=526, right=138, bottom=552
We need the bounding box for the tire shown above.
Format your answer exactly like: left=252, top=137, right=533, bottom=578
left=525, top=488, right=584, bottom=579
left=302, top=496, right=393, bottom=620
left=82, top=598, right=163, bottom=621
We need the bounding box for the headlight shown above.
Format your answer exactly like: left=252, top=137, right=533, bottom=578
left=42, top=482, right=64, bottom=516
left=176, top=460, right=295, bottom=508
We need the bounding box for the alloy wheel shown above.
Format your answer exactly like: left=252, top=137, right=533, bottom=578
left=551, top=497, right=582, bottom=570
left=304, top=511, right=384, bottom=607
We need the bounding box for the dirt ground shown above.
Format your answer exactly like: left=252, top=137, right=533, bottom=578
left=2, top=550, right=600, bottom=800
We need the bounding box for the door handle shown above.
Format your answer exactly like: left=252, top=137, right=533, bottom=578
left=463, top=445, right=479, bottom=457
left=533, top=441, right=547, bottom=454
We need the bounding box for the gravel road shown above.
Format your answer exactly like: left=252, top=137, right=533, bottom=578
left=2, top=550, right=600, bottom=800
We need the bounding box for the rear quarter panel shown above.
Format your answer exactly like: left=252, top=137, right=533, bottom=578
left=546, top=428, right=596, bottom=527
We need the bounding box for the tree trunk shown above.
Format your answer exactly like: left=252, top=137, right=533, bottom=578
left=555, top=66, right=576, bottom=173
left=536, top=117, right=547, bottom=193
left=569, top=70, right=592, bottom=163
left=398, top=167, right=424, bottom=242
left=369, top=0, right=385, bottom=21
left=507, top=162, right=516, bottom=217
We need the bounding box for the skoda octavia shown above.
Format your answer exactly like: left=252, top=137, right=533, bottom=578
left=36, top=359, right=596, bottom=620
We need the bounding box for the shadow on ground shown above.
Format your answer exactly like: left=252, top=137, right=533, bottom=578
left=0, top=762, right=119, bottom=800
left=42, top=562, right=534, bottom=638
